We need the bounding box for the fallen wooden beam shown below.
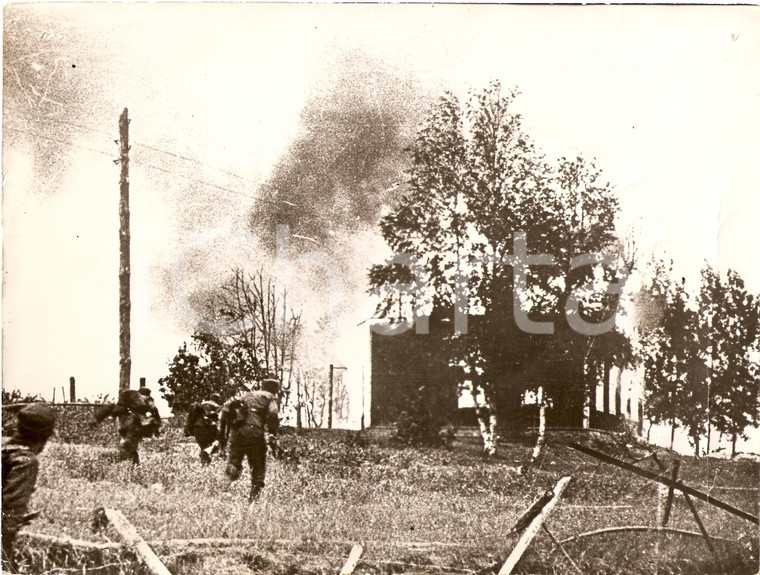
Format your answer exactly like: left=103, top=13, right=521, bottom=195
left=103, top=508, right=172, bottom=575
left=340, top=544, right=364, bottom=575
left=508, top=490, right=555, bottom=535
left=19, top=532, right=121, bottom=551
left=569, top=443, right=759, bottom=525
left=498, top=476, right=572, bottom=575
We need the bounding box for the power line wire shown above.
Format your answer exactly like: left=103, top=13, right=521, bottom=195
left=3, top=123, right=267, bottom=201
left=4, top=109, right=260, bottom=187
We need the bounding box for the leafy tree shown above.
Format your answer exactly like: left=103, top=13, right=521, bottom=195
left=370, top=82, right=630, bottom=455
left=699, top=266, right=760, bottom=456
left=158, top=335, right=239, bottom=413
left=641, top=262, right=760, bottom=456
left=640, top=263, right=707, bottom=454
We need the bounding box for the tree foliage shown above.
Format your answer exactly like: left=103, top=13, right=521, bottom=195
left=700, top=266, right=760, bottom=453
left=640, top=264, right=706, bottom=452
left=370, top=81, right=631, bottom=454
left=158, top=334, right=238, bottom=413
left=640, top=260, right=760, bottom=455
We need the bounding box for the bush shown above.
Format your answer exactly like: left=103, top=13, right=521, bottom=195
left=394, top=407, right=451, bottom=447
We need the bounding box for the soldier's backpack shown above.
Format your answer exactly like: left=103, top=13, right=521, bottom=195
left=226, top=398, right=249, bottom=429
left=117, top=389, right=148, bottom=414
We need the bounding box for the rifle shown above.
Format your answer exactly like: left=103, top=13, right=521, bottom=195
left=18, top=511, right=40, bottom=527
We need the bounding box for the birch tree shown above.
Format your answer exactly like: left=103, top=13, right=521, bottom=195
left=370, top=82, right=628, bottom=455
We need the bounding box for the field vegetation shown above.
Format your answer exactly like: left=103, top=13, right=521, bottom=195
left=10, top=416, right=759, bottom=575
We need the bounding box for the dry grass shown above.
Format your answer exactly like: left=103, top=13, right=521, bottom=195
left=11, top=428, right=759, bottom=574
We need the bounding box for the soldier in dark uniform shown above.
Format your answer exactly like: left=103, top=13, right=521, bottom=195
left=219, top=378, right=279, bottom=503
left=92, top=389, right=160, bottom=464
left=184, top=393, right=222, bottom=464
left=138, top=387, right=161, bottom=438
left=2, top=403, right=57, bottom=570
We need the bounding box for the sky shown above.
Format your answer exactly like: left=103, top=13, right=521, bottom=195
left=2, top=4, right=759, bottom=431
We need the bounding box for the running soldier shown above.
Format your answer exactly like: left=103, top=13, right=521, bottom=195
left=184, top=393, right=222, bottom=464
left=92, top=389, right=161, bottom=464
left=219, top=378, right=279, bottom=503
left=138, top=387, right=161, bottom=438
left=2, top=403, right=57, bottom=571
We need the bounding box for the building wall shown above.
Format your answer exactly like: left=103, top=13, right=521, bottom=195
left=370, top=326, right=459, bottom=426
left=369, top=322, right=643, bottom=433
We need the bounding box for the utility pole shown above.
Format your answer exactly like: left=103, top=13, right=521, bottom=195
left=296, top=370, right=303, bottom=431
left=328, top=364, right=334, bottom=429
left=118, top=108, right=131, bottom=392
left=361, top=367, right=365, bottom=431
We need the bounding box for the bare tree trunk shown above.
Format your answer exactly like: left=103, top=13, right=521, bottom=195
left=582, top=362, right=591, bottom=429
left=532, top=386, right=547, bottom=463
left=295, top=371, right=302, bottom=430
left=731, top=433, right=737, bottom=458
left=473, top=386, right=497, bottom=456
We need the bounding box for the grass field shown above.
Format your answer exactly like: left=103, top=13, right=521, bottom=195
left=12, top=425, right=760, bottom=575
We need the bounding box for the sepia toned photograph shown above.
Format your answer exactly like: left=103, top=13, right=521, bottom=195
left=2, top=4, right=759, bottom=574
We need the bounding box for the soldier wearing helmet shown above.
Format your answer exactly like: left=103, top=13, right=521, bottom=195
left=219, top=376, right=280, bottom=503
left=185, top=393, right=223, bottom=464
left=2, top=403, right=57, bottom=570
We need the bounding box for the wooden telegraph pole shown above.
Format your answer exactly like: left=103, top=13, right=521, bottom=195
left=328, top=364, right=334, bottom=429
left=118, top=109, right=131, bottom=392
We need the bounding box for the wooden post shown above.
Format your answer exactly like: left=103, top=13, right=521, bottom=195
left=360, top=367, right=365, bottom=431
left=140, top=377, right=146, bottom=389
left=498, top=476, right=572, bottom=575
left=339, top=544, right=363, bottom=575
left=69, top=377, right=76, bottom=403
left=118, top=108, right=131, bottom=392
left=682, top=494, right=725, bottom=574
left=103, top=509, right=171, bottom=575
left=296, top=370, right=303, bottom=431
left=661, top=460, right=680, bottom=527
left=61, top=386, right=66, bottom=403
left=328, top=364, right=334, bottom=429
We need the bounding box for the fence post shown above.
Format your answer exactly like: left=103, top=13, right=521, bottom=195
left=69, top=377, right=76, bottom=403
left=140, top=377, right=146, bottom=389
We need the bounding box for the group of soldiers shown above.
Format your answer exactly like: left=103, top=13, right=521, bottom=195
left=1, top=377, right=280, bottom=571
left=184, top=377, right=280, bottom=502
